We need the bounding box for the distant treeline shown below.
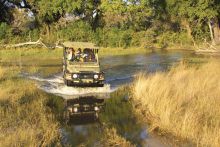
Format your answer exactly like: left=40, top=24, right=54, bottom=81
left=0, top=0, right=220, bottom=48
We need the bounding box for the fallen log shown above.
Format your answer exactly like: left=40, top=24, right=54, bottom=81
left=196, top=49, right=220, bottom=53
left=195, top=41, right=220, bottom=54
left=4, top=39, right=49, bottom=48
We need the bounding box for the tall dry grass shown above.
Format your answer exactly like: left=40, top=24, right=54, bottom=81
left=132, top=61, right=220, bottom=147
left=101, top=127, right=135, bottom=147
left=0, top=66, right=60, bottom=146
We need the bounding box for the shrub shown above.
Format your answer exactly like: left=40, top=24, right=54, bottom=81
left=58, top=21, right=94, bottom=42
left=0, top=23, right=10, bottom=41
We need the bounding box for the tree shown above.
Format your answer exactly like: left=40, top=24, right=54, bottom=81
left=166, top=0, right=220, bottom=43
left=0, top=0, right=14, bottom=23
left=193, top=0, right=220, bottom=43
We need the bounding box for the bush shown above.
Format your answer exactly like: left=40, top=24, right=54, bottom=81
left=0, top=23, right=10, bottom=41
left=156, top=31, right=193, bottom=48
left=131, top=30, right=156, bottom=47
left=58, top=21, right=94, bottom=42
left=98, top=28, right=134, bottom=48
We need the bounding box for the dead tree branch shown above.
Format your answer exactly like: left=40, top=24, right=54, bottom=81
left=4, top=38, right=49, bottom=48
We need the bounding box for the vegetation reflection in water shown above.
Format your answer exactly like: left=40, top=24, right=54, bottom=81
left=100, top=87, right=146, bottom=145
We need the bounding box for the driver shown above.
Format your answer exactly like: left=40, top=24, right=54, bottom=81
left=76, top=48, right=83, bottom=61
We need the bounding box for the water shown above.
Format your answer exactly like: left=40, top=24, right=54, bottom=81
left=102, top=51, right=192, bottom=88
left=23, top=51, right=197, bottom=94
left=0, top=50, right=207, bottom=146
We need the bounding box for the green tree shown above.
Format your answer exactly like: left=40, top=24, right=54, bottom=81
left=0, top=23, right=10, bottom=40
left=0, top=0, right=13, bottom=23
left=166, top=0, right=220, bottom=43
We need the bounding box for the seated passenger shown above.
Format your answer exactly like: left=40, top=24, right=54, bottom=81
left=83, top=48, right=90, bottom=62
left=81, top=48, right=97, bottom=62
left=67, top=48, right=75, bottom=61
left=71, top=48, right=75, bottom=61
left=67, top=48, right=73, bottom=61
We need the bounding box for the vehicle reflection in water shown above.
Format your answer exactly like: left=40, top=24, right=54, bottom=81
left=62, top=95, right=106, bottom=146
left=63, top=93, right=110, bottom=123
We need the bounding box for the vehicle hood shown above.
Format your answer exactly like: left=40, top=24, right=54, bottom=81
left=67, top=62, right=100, bottom=73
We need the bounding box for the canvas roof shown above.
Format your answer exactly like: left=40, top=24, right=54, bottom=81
left=63, top=41, right=99, bottom=49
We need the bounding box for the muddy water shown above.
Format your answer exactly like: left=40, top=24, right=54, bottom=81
left=0, top=50, right=208, bottom=146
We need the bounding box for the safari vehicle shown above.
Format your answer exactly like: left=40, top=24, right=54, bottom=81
left=63, top=42, right=105, bottom=87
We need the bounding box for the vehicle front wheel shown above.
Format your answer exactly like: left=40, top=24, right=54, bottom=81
left=64, top=80, right=72, bottom=86
left=67, top=80, right=72, bottom=86
left=98, top=83, right=104, bottom=87
left=63, top=110, right=70, bottom=124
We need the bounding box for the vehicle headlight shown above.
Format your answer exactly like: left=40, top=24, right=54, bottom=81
left=94, top=74, right=99, bottom=79
left=94, top=106, right=99, bottom=111
left=73, top=107, right=78, bottom=113
left=73, top=74, right=78, bottom=79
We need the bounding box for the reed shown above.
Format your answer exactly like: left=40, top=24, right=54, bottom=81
left=99, top=47, right=151, bottom=57
left=101, top=127, right=135, bottom=147
left=132, top=61, right=220, bottom=147
left=0, top=66, right=5, bottom=79
left=0, top=66, right=60, bottom=146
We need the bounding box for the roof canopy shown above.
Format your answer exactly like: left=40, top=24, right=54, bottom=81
left=63, top=42, right=99, bottom=49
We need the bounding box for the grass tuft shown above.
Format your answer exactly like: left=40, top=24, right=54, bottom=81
left=0, top=66, right=61, bottom=146
left=101, top=127, right=135, bottom=147
left=132, top=61, right=220, bottom=147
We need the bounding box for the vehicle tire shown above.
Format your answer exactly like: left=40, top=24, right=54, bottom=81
left=94, top=112, right=99, bottom=120
left=63, top=110, right=70, bottom=124
left=66, top=80, right=72, bottom=86
left=98, top=84, right=104, bottom=87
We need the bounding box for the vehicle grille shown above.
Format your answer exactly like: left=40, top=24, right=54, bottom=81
left=79, top=73, right=94, bottom=79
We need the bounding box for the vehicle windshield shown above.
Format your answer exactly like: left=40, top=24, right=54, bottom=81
left=66, top=48, right=97, bottom=63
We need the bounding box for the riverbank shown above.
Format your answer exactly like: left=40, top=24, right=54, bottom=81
left=0, top=66, right=61, bottom=146
left=1, top=42, right=220, bottom=62
left=100, top=47, right=153, bottom=57
left=131, top=61, right=220, bottom=147
left=0, top=45, right=199, bottom=62
left=0, top=47, right=153, bottom=61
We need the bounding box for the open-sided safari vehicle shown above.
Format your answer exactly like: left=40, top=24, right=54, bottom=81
left=63, top=42, right=105, bottom=87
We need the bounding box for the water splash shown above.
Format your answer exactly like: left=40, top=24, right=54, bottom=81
left=24, top=73, right=111, bottom=99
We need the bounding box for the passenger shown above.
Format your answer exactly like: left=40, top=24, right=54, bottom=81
left=80, top=48, right=95, bottom=62
left=67, top=48, right=73, bottom=61
left=83, top=48, right=90, bottom=62
left=71, top=48, right=75, bottom=61
left=88, top=49, right=96, bottom=62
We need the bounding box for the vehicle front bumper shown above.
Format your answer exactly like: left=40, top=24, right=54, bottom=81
left=65, top=73, right=105, bottom=86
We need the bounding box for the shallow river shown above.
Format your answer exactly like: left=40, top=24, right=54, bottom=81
left=0, top=50, right=208, bottom=146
